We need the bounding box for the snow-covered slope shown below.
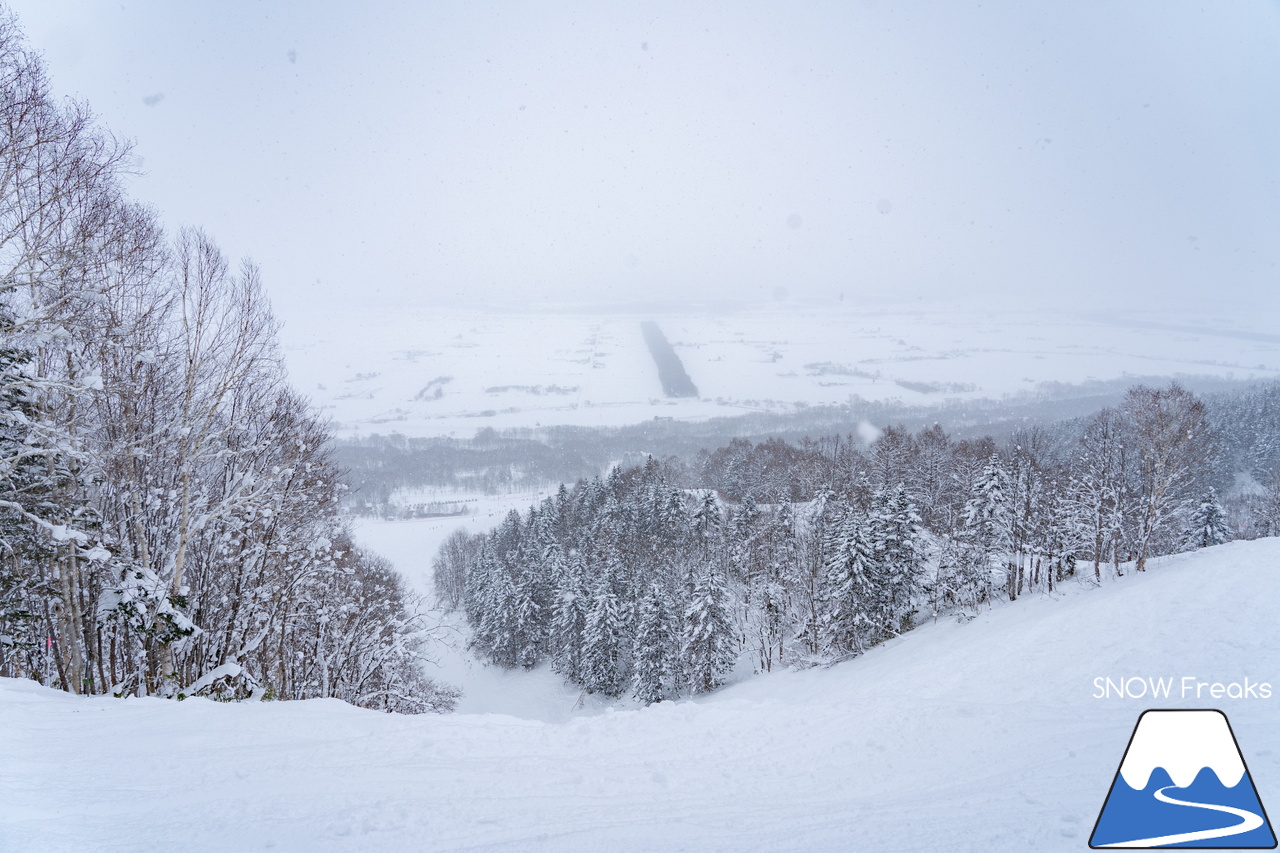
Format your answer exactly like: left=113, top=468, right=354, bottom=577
left=352, top=509, right=592, bottom=721
left=3, top=539, right=1279, bottom=852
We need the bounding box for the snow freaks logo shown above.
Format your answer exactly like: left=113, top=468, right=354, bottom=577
left=1089, top=710, right=1277, bottom=849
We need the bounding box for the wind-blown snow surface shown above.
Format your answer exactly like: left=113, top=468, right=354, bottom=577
left=3, top=540, right=1279, bottom=852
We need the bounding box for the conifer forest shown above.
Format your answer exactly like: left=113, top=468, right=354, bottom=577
left=447, top=380, right=1280, bottom=703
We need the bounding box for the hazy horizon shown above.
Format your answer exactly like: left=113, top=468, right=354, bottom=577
left=9, top=0, right=1280, bottom=325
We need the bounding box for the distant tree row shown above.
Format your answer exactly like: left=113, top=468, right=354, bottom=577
left=693, top=381, right=1275, bottom=574
left=0, top=14, right=455, bottom=711
left=334, top=382, right=1188, bottom=516
left=334, top=428, right=610, bottom=513
left=441, top=380, right=1275, bottom=703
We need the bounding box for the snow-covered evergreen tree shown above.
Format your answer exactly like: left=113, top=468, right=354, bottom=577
left=513, top=570, right=544, bottom=669
left=962, top=453, right=1012, bottom=600
left=752, top=502, right=798, bottom=671
left=478, top=564, right=520, bottom=668
left=925, top=539, right=990, bottom=620
left=581, top=573, right=626, bottom=695
left=680, top=564, right=736, bottom=693
left=868, top=484, right=925, bottom=636
left=691, top=490, right=724, bottom=546
left=549, top=551, right=588, bottom=680
left=821, top=505, right=877, bottom=654
left=0, top=335, right=67, bottom=667
left=631, top=584, right=673, bottom=704
left=1181, top=488, right=1231, bottom=551
left=964, top=454, right=1011, bottom=546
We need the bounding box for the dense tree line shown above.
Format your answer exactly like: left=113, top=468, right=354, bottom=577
left=440, top=459, right=936, bottom=701
left=334, top=377, right=1197, bottom=515
left=335, top=428, right=613, bottom=512
left=438, top=462, right=779, bottom=702
left=444, top=380, right=1277, bottom=703
left=0, top=13, right=455, bottom=711
left=1208, top=381, right=1280, bottom=540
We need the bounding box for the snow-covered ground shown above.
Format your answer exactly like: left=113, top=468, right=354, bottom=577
left=351, top=505, right=594, bottom=722
left=353, top=495, right=554, bottom=595
left=279, top=301, right=1280, bottom=438
left=4, top=539, right=1278, bottom=852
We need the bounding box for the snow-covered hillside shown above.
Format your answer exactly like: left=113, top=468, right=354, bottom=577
left=4, top=539, right=1278, bottom=852
left=352, top=508, right=590, bottom=721
left=279, top=302, right=1280, bottom=438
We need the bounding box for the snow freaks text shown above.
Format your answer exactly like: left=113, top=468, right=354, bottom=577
left=1092, top=677, right=1273, bottom=700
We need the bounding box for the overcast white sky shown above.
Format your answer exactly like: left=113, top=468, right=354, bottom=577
left=8, top=1, right=1280, bottom=322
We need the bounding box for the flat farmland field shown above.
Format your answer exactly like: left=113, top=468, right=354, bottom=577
left=281, top=302, right=1280, bottom=438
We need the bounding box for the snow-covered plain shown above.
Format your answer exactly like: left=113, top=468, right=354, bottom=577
left=279, top=302, right=1280, bottom=438
left=4, top=539, right=1279, bottom=852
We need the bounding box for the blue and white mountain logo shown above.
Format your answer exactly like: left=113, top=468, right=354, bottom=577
left=1090, top=709, right=1276, bottom=848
